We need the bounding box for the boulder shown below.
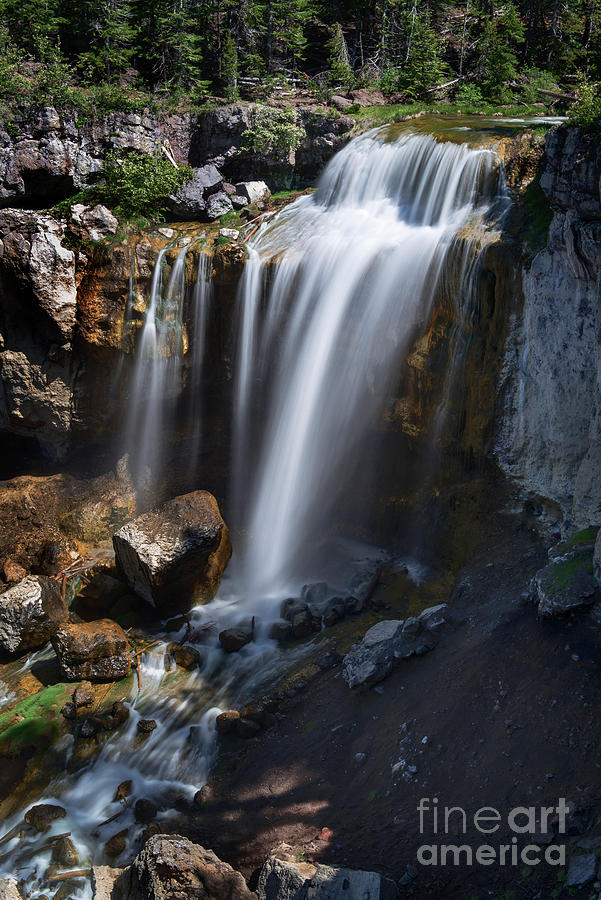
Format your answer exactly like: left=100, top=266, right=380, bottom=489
left=168, top=165, right=223, bottom=219
left=138, top=718, right=157, bottom=734
left=132, top=834, right=255, bottom=900
left=231, top=195, right=248, bottom=210
left=2, top=560, right=26, bottom=583
left=256, top=848, right=398, bottom=900
left=342, top=604, right=449, bottom=689
left=330, top=95, right=354, bottom=112
left=530, top=551, right=599, bottom=617
left=218, top=228, right=240, bottom=241
left=348, top=89, right=386, bottom=107
left=219, top=627, right=253, bottom=653
left=113, top=490, right=231, bottom=611
left=206, top=191, right=233, bottom=220
left=0, top=879, right=22, bottom=900
left=235, top=181, right=271, bottom=206
left=70, top=203, right=118, bottom=242
left=0, top=575, right=68, bottom=653
left=24, top=803, right=66, bottom=832
left=215, top=709, right=240, bottom=735
left=168, top=642, right=201, bottom=670
left=51, top=619, right=131, bottom=681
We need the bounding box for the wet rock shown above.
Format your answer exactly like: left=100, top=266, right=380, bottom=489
left=206, top=191, right=233, bottom=220
left=242, top=699, right=275, bottom=728
left=342, top=604, right=449, bottom=689
left=24, top=803, right=66, bottom=832
left=142, top=823, right=162, bottom=844
left=73, top=681, right=94, bottom=709
left=219, top=627, right=253, bottom=653
left=135, top=798, right=158, bottom=824
left=115, top=780, right=132, bottom=802
left=218, top=228, right=240, bottom=241
left=216, top=709, right=240, bottom=735
left=194, top=785, right=214, bottom=807
left=138, top=718, right=157, bottom=734
left=105, top=829, right=128, bottom=859
left=301, top=583, right=329, bottom=605
left=269, top=620, right=293, bottom=641
left=236, top=717, right=262, bottom=739
left=317, top=650, right=341, bottom=670
left=2, top=560, right=26, bottom=583
left=168, top=643, right=202, bottom=670
left=0, top=879, right=23, bottom=900
left=566, top=853, right=597, bottom=886
left=51, top=835, right=79, bottom=867
left=235, top=181, right=271, bottom=205
left=530, top=551, right=599, bottom=617
left=292, top=610, right=318, bottom=639
left=168, top=165, right=223, bottom=219
left=132, top=833, right=255, bottom=900
left=61, top=701, right=77, bottom=719
left=69, top=203, right=118, bottom=242
left=322, top=598, right=345, bottom=627
left=108, top=700, right=130, bottom=728
left=51, top=619, right=131, bottom=682
left=256, top=849, right=399, bottom=900
left=0, top=575, right=68, bottom=653
left=113, top=490, right=231, bottom=612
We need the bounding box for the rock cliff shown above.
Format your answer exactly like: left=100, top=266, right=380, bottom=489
left=496, top=126, right=601, bottom=529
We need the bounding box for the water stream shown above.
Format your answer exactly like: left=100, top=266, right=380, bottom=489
left=0, top=125, right=509, bottom=895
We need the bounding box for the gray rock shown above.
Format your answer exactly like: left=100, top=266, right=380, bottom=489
left=52, top=619, right=131, bottom=682
left=206, top=191, right=233, bottom=220
left=566, top=853, right=597, bottom=886
left=235, top=181, right=271, bottom=205
left=342, top=604, right=448, bottom=689
left=168, top=165, right=223, bottom=219
left=530, top=551, right=599, bottom=617
left=218, top=228, right=240, bottom=241
left=219, top=627, right=253, bottom=652
left=132, top=833, right=255, bottom=900
left=231, top=194, right=248, bottom=210
left=113, top=490, right=231, bottom=611
left=70, top=204, right=118, bottom=242
left=0, top=878, right=23, bottom=900
left=0, top=575, right=68, bottom=653
left=330, top=96, right=354, bottom=112
left=257, top=852, right=399, bottom=900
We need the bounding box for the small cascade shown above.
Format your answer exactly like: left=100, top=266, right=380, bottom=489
left=187, top=248, right=213, bottom=474
left=126, top=243, right=189, bottom=491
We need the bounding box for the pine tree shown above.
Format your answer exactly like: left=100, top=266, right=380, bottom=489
left=327, top=22, right=354, bottom=86
left=222, top=30, right=239, bottom=99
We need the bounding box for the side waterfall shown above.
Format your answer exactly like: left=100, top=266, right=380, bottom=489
left=0, top=127, right=508, bottom=893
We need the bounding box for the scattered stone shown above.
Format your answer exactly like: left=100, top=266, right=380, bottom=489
left=566, top=853, right=597, bottom=887
left=322, top=598, right=345, bottom=627
left=70, top=203, right=118, bottom=242
left=2, top=560, right=26, bottom=583
left=269, top=620, right=293, bottom=641
left=219, top=627, right=253, bottom=653
left=138, top=718, right=157, bottom=734
left=0, top=575, right=68, bottom=654
left=61, top=701, right=77, bottom=719
left=24, top=804, right=66, bottom=832
left=113, top=490, right=231, bottom=611
left=317, top=651, right=340, bottom=670
left=51, top=836, right=79, bottom=867
left=206, top=191, right=233, bottom=220
left=73, top=681, right=94, bottom=709
left=132, top=834, right=255, bottom=900
left=342, top=604, right=449, bottom=689
left=51, top=619, right=131, bottom=682
left=235, top=181, right=271, bottom=206
left=115, top=780, right=132, bottom=802
left=168, top=643, right=201, bottom=670
left=231, top=194, right=249, bottom=210
left=218, top=228, right=240, bottom=241
left=109, top=701, right=130, bottom=728
left=530, top=551, right=599, bottom=617
left=105, top=830, right=128, bottom=859
left=135, top=799, right=158, bottom=824
left=216, top=709, right=241, bottom=735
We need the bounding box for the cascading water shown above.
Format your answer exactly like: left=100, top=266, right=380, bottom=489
left=229, top=128, right=506, bottom=610
left=187, top=249, right=213, bottom=474
left=0, top=125, right=508, bottom=895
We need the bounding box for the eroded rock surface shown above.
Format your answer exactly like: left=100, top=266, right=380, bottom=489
left=113, top=490, right=231, bottom=610
left=0, top=574, right=68, bottom=653
left=51, top=618, right=131, bottom=681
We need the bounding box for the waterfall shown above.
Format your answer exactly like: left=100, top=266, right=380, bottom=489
left=187, top=249, right=213, bottom=472
left=229, top=128, right=506, bottom=608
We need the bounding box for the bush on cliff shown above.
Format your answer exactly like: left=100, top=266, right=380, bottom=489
left=569, top=78, right=601, bottom=134
left=100, top=150, right=193, bottom=218
left=243, top=106, right=305, bottom=160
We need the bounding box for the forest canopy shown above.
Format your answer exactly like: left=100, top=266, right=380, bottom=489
left=0, top=0, right=599, bottom=109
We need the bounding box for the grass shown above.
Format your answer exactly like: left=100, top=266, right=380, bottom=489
left=567, top=527, right=598, bottom=547
left=0, top=683, right=72, bottom=757
left=546, top=556, right=594, bottom=595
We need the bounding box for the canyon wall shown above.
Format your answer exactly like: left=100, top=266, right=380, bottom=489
left=496, top=127, right=601, bottom=529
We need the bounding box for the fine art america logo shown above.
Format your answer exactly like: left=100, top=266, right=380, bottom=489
left=416, top=798, right=567, bottom=867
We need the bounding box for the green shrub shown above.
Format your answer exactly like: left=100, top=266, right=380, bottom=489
left=243, top=105, right=305, bottom=160
left=520, top=67, right=558, bottom=104
left=455, top=82, right=484, bottom=110
left=569, top=78, right=601, bottom=134
left=99, top=149, right=192, bottom=218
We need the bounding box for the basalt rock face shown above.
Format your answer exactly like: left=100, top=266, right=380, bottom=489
left=496, top=126, right=601, bottom=529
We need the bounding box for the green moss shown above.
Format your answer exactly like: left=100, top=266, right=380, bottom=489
left=566, top=527, right=598, bottom=547
left=0, top=683, right=72, bottom=757
left=521, top=178, right=553, bottom=253
left=545, top=556, right=594, bottom=596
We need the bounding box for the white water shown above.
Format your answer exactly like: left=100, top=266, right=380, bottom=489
left=0, top=127, right=507, bottom=894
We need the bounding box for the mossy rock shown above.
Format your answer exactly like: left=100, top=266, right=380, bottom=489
left=532, top=549, right=599, bottom=618
left=0, top=683, right=72, bottom=757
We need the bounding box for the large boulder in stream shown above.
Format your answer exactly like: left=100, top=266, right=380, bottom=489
left=51, top=619, right=131, bottom=681
left=113, top=490, right=231, bottom=611
left=0, top=575, right=68, bottom=653
left=132, top=834, right=255, bottom=900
